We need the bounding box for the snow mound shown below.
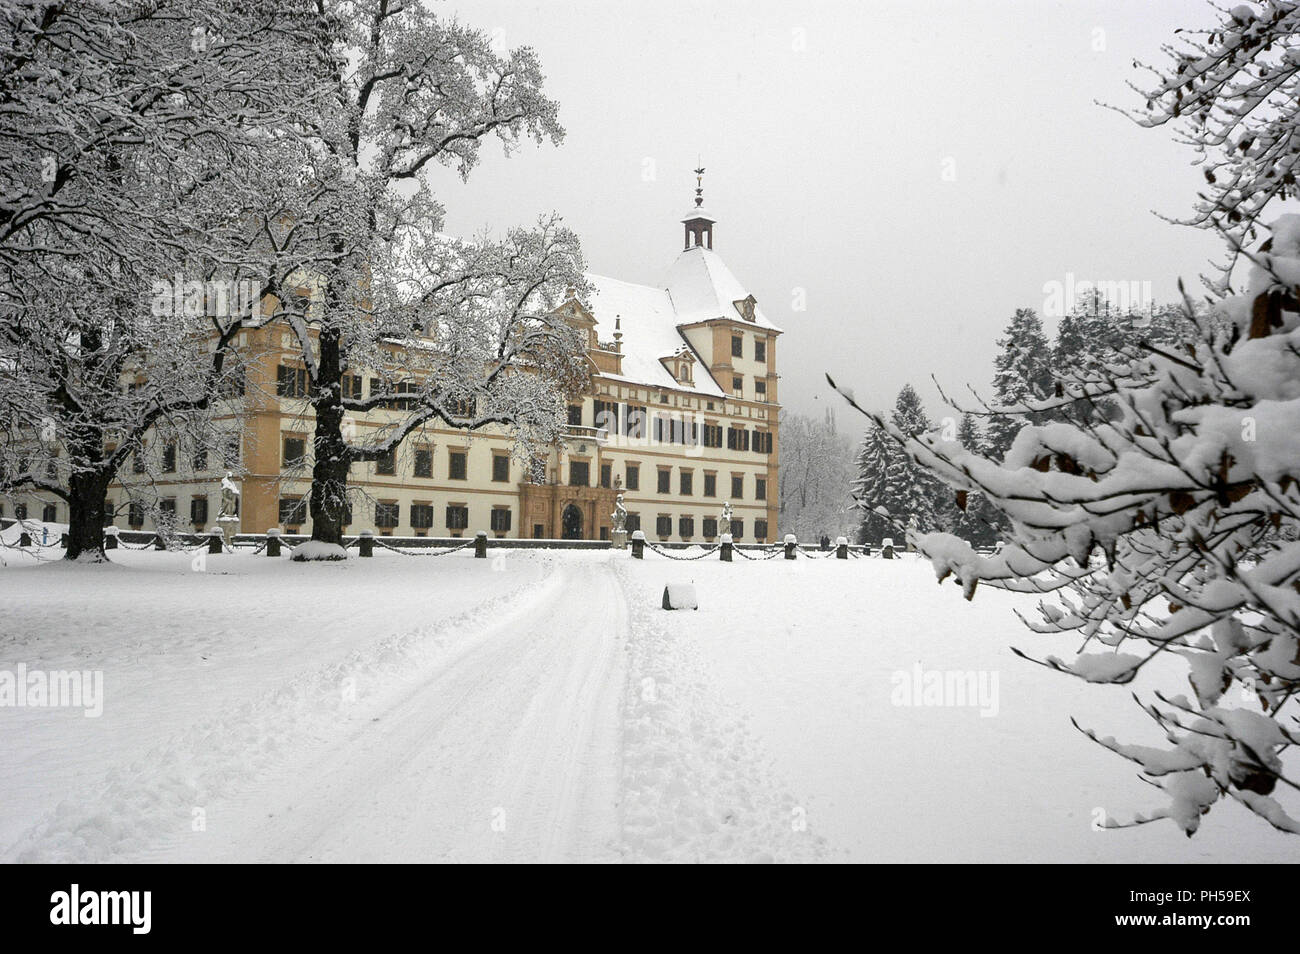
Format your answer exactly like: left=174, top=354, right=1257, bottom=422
left=289, top=541, right=348, bottom=562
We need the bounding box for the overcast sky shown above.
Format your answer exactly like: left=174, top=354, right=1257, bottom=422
left=436, top=0, right=1239, bottom=425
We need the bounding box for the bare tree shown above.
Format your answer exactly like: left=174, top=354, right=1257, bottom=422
left=1123, top=1, right=1300, bottom=291
left=779, top=408, right=856, bottom=542
left=0, top=0, right=325, bottom=559
left=259, top=1, right=588, bottom=552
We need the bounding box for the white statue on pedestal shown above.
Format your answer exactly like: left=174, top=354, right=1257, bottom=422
left=217, top=471, right=240, bottom=548
left=611, top=492, right=629, bottom=550
left=719, top=500, right=733, bottom=538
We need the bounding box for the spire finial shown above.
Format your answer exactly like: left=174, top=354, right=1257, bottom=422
left=694, top=161, right=705, bottom=208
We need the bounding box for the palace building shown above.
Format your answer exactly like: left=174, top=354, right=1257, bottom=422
left=10, top=178, right=783, bottom=544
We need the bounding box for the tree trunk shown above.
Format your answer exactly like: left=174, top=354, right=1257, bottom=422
left=309, top=328, right=350, bottom=545
left=65, top=471, right=110, bottom=561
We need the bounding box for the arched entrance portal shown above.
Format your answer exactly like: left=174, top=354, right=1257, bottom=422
left=561, top=503, right=584, bottom=540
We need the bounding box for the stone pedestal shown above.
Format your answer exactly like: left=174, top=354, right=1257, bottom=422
left=217, top=514, right=239, bottom=549
left=612, top=529, right=628, bottom=550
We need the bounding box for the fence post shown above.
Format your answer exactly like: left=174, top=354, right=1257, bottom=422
left=720, top=533, right=733, bottom=562
left=784, top=533, right=798, bottom=560
left=154, top=532, right=166, bottom=551
left=266, top=527, right=281, bottom=557
left=836, top=535, right=848, bottom=560
left=60, top=532, right=69, bottom=548
left=881, top=537, right=895, bottom=559
left=18, top=530, right=31, bottom=547
left=104, top=526, right=118, bottom=550
left=358, top=529, right=374, bottom=558
left=474, top=530, right=488, bottom=559
left=631, top=530, right=645, bottom=559
left=207, top=528, right=223, bottom=554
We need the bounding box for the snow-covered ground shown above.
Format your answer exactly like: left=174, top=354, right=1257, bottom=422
left=0, top=545, right=1292, bottom=862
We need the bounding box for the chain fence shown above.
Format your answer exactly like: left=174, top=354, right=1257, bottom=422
left=645, top=543, right=720, bottom=561
left=733, top=545, right=784, bottom=561
left=371, top=537, right=477, bottom=558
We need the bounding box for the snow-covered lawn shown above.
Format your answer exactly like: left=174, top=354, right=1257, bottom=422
left=0, top=545, right=1292, bottom=862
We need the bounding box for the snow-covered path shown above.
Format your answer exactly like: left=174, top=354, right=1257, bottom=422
left=7, top=546, right=1293, bottom=863
left=146, top=560, right=627, bottom=863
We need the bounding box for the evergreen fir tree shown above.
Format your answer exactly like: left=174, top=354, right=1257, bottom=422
left=887, top=384, right=944, bottom=534
left=851, top=420, right=896, bottom=544
left=986, top=308, right=1053, bottom=460
left=950, top=415, right=1001, bottom=547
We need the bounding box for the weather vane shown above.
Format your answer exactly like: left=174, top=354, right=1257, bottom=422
left=694, top=160, right=705, bottom=208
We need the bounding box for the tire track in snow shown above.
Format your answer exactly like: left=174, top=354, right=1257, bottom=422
left=144, top=558, right=627, bottom=863
left=6, top=558, right=568, bottom=862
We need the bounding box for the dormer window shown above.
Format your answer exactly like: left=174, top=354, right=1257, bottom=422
left=733, top=295, right=757, bottom=322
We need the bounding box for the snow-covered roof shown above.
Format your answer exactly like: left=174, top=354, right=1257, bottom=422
left=584, top=245, right=781, bottom=397
left=665, top=246, right=782, bottom=331
left=585, top=273, right=724, bottom=397
left=681, top=206, right=717, bottom=222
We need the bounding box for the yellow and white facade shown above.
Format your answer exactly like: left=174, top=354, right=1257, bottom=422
left=9, top=201, right=784, bottom=543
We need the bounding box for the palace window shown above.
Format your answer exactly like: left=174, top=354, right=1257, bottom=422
left=448, top=451, right=467, bottom=480
left=490, top=507, right=512, bottom=533
left=732, top=474, right=744, bottom=499
left=600, top=463, right=612, bottom=489
left=678, top=515, right=694, bottom=539
left=410, top=503, right=434, bottom=530
left=731, top=519, right=744, bottom=540
left=414, top=447, right=433, bottom=479
left=626, top=464, right=639, bottom=490
left=492, top=454, right=510, bottom=483
left=283, top=436, right=306, bottom=468
left=376, top=447, right=396, bottom=476
left=375, top=502, right=399, bottom=529
left=42, top=502, right=58, bottom=523
left=569, top=460, right=590, bottom=487
left=445, top=504, right=469, bottom=531
left=703, top=517, right=718, bottom=538
left=279, top=497, right=307, bottom=527
left=704, top=473, right=717, bottom=498
left=567, top=404, right=583, bottom=426
left=276, top=365, right=308, bottom=398
left=756, top=477, right=767, bottom=500
left=727, top=427, right=750, bottom=452
left=162, top=443, right=176, bottom=473
left=657, top=468, right=671, bottom=494
left=626, top=512, right=641, bottom=533
left=593, top=399, right=617, bottom=432
left=191, top=497, right=208, bottom=526
left=680, top=470, right=693, bottom=496
left=755, top=339, right=767, bottom=362
left=193, top=446, right=208, bottom=472
left=702, top=424, right=723, bottom=448
left=755, top=519, right=769, bottom=541
left=753, top=430, right=773, bottom=454
left=655, top=515, right=672, bottom=537
left=625, top=406, right=647, bottom=438
left=731, top=335, right=743, bottom=358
